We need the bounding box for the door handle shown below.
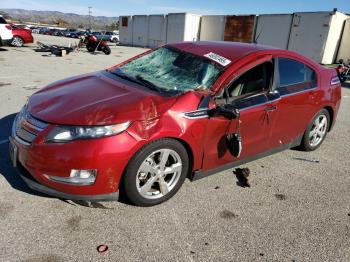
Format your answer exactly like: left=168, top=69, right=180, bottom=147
left=265, top=105, right=277, bottom=112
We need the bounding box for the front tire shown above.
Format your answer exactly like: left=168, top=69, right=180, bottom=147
left=11, top=36, right=24, bottom=47
left=299, top=109, right=330, bottom=151
left=122, top=139, right=189, bottom=206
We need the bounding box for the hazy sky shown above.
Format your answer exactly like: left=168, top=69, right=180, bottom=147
left=1, top=0, right=349, bottom=17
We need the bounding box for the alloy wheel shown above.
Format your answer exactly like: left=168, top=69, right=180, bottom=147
left=11, top=36, right=24, bottom=47
left=136, top=149, right=182, bottom=200
left=309, top=114, right=328, bottom=147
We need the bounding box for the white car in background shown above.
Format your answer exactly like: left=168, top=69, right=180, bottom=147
left=109, top=32, right=119, bottom=43
left=0, top=15, right=13, bottom=46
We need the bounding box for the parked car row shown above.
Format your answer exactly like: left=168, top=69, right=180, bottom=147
left=31, top=26, right=119, bottom=43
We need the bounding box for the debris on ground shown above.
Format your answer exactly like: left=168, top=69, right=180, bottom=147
left=214, top=186, right=220, bottom=190
left=71, top=200, right=113, bottom=209
left=22, top=84, right=39, bottom=90
left=219, top=210, right=238, bottom=219
left=275, top=194, right=287, bottom=200
left=293, top=157, right=320, bottom=163
left=233, top=168, right=251, bottom=187
left=34, top=41, right=76, bottom=57
left=60, top=199, right=113, bottom=209
left=0, top=82, right=11, bottom=87
left=97, top=245, right=109, bottom=254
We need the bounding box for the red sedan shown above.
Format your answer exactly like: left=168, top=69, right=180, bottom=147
left=10, top=24, right=33, bottom=47
left=9, top=42, right=341, bottom=206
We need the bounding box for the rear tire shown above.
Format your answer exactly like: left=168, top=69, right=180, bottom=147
left=86, top=44, right=95, bottom=52
left=299, top=109, right=330, bottom=151
left=122, top=139, right=189, bottom=207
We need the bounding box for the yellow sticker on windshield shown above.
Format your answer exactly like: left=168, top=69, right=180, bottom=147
left=204, top=52, right=231, bottom=66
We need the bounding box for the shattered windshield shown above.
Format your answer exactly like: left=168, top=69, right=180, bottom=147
left=115, top=47, right=223, bottom=92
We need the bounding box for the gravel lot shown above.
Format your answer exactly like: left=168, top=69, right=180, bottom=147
left=0, top=34, right=349, bottom=262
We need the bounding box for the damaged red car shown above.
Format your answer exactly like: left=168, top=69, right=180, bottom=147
left=10, top=24, right=33, bottom=47
left=9, top=42, right=341, bottom=206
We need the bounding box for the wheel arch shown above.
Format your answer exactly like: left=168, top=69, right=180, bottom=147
left=323, top=106, right=334, bottom=131
left=118, top=136, right=195, bottom=190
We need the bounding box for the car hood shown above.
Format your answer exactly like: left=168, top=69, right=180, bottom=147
left=28, top=71, right=177, bottom=126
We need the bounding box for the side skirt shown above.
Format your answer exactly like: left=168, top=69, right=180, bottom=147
left=191, top=135, right=303, bottom=181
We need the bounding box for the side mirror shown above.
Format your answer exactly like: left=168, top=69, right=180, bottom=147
left=209, top=104, right=240, bottom=119
left=267, top=89, right=280, bottom=101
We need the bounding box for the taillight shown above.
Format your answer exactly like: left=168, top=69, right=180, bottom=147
left=330, top=75, right=340, bottom=86
left=5, top=25, right=12, bottom=30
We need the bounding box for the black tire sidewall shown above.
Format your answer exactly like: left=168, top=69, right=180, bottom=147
left=122, top=139, right=189, bottom=207
left=103, top=46, right=111, bottom=55
left=301, top=109, right=330, bottom=151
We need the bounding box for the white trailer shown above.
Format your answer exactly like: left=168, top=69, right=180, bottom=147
left=288, top=11, right=349, bottom=64
left=199, top=15, right=226, bottom=41
left=337, top=18, right=350, bottom=63
left=255, top=14, right=293, bottom=49
left=132, top=15, right=149, bottom=47
left=148, top=15, right=167, bottom=48
left=166, top=13, right=201, bottom=44
left=119, top=16, right=133, bottom=45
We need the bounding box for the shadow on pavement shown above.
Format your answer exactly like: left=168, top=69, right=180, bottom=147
left=342, top=82, right=350, bottom=89
left=0, top=113, right=49, bottom=198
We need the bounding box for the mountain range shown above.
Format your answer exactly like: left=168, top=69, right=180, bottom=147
left=0, top=8, right=118, bottom=30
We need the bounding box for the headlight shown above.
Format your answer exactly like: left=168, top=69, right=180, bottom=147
left=45, top=121, right=131, bottom=142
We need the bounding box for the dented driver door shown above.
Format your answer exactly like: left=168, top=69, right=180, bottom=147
left=201, top=92, right=272, bottom=172
left=201, top=57, right=276, bottom=173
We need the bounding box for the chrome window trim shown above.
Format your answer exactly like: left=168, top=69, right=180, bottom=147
left=279, top=86, right=317, bottom=98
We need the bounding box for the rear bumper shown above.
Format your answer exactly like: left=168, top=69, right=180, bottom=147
left=16, top=161, right=119, bottom=201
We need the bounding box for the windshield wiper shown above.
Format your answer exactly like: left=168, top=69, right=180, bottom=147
left=108, top=69, right=162, bottom=93
left=135, top=75, right=163, bottom=93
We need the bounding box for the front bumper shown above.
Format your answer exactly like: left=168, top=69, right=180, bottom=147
left=9, top=119, right=141, bottom=200
left=16, top=161, right=119, bottom=201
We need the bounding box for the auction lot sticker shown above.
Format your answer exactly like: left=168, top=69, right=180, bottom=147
left=204, top=52, right=232, bottom=66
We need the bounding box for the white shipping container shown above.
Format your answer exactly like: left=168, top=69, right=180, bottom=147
left=119, top=16, right=133, bottom=45
left=132, top=15, right=149, bottom=47
left=255, top=14, right=293, bottom=49
left=337, top=19, right=350, bottom=63
left=148, top=15, right=167, bottom=48
left=199, top=15, right=226, bottom=41
left=166, top=13, right=201, bottom=44
left=288, top=11, right=348, bottom=64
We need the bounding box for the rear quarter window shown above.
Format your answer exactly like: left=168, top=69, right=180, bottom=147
left=279, top=58, right=305, bottom=86
left=278, top=58, right=318, bottom=95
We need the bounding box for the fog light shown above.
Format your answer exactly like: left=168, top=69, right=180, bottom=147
left=44, top=169, right=97, bottom=186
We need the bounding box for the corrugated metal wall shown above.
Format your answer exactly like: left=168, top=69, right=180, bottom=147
left=119, top=11, right=349, bottom=64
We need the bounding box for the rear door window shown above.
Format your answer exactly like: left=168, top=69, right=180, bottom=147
left=278, top=58, right=317, bottom=95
